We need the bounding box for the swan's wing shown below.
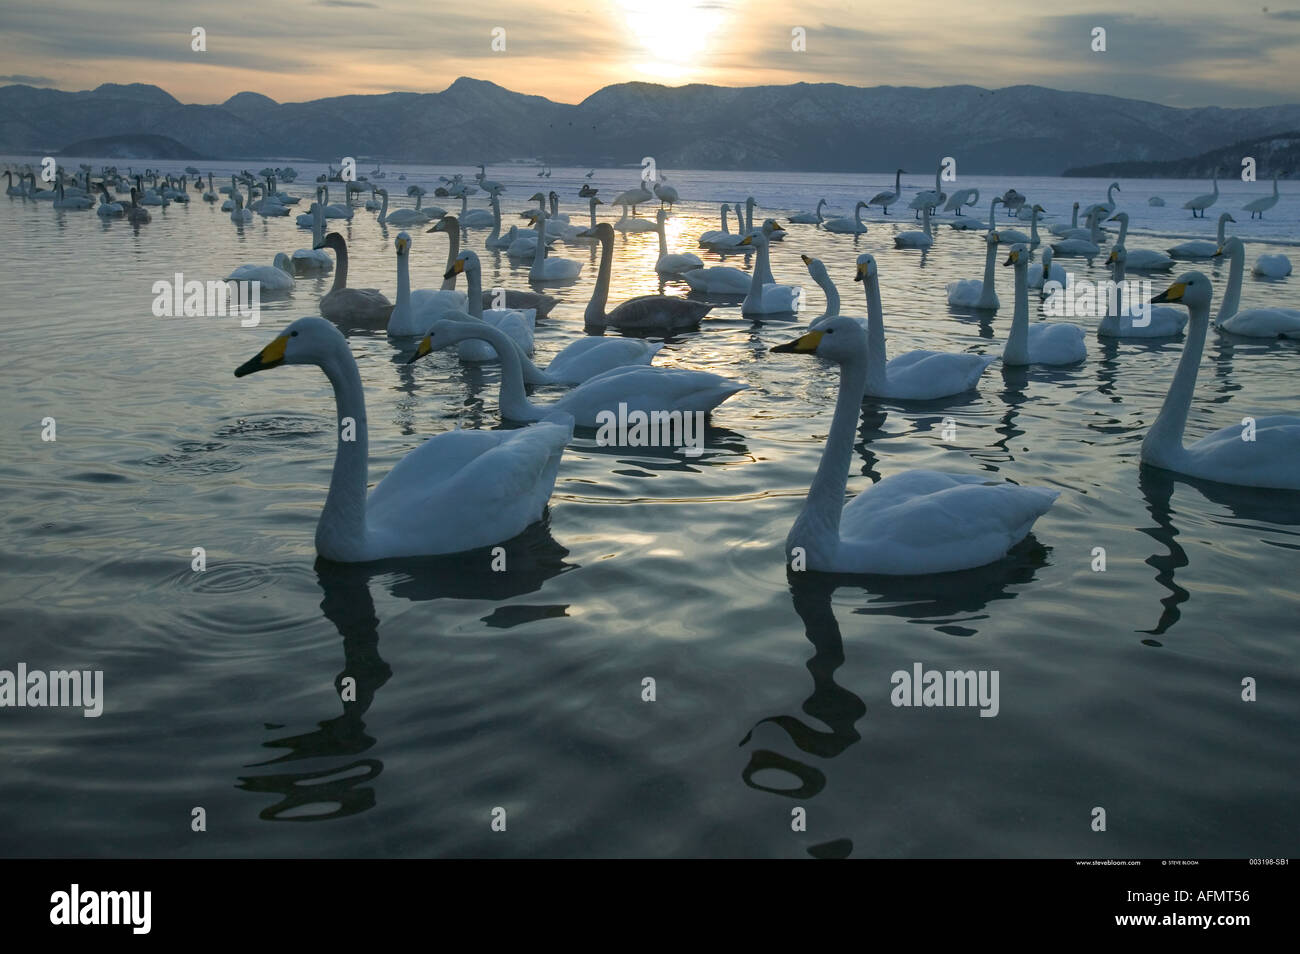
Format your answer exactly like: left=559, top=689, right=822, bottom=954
left=558, top=366, right=746, bottom=422
left=1220, top=308, right=1300, bottom=337
left=606, top=295, right=712, bottom=327
left=1184, top=417, right=1300, bottom=488
left=546, top=338, right=660, bottom=383
left=837, top=472, right=1059, bottom=574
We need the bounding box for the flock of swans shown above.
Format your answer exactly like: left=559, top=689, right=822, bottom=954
left=11, top=158, right=1296, bottom=577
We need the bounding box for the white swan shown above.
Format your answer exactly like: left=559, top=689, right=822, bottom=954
left=946, top=232, right=1001, bottom=310
left=653, top=209, right=704, bottom=274
left=1142, top=273, right=1300, bottom=488
left=821, top=201, right=869, bottom=234
left=515, top=336, right=663, bottom=387
left=378, top=188, right=431, bottom=227
left=739, top=232, right=800, bottom=317
left=291, top=202, right=334, bottom=274
left=1026, top=246, right=1065, bottom=290
left=1106, top=212, right=1174, bottom=271
left=235, top=317, right=572, bottom=561
left=94, top=184, right=124, bottom=216
left=387, top=231, right=469, bottom=337
left=410, top=319, right=746, bottom=427
left=998, top=205, right=1043, bottom=247
left=789, top=198, right=828, bottom=224
left=849, top=253, right=995, bottom=399
left=230, top=194, right=253, bottom=223
left=802, top=256, right=842, bottom=324
left=681, top=264, right=751, bottom=295
left=1098, top=246, right=1188, bottom=338
left=870, top=169, right=905, bottom=214
left=699, top=204, right=741, bottom=247
left=950, top=194, right=997, bottom=232
left=320, top=186, right=353, bottom=220
left=582, top=223, right=713, bottom=329
left=1002, top=245, right=1086, bottom=365
left=442, top=250, right=534, bottom=361
left=1213, top=237, right=1300, bottom=338
left=484, top=194, right=514, bottom=249
left=770, top=317, right=1059, bottom=574
left=907, top=163, right=945, bottom=218
left=227, top=253, right=295, bottom=291
left=1049, top=202, right=1081, bottom=237
left=458, top=191, right=497, bottom=228
left=1242, top=173, right=1283, bottom=219
left=943, top=187, right=980, bottom=215
left=1168, top=212, right=1234, bottom=259
left=1149, top=196, right=1166, bottom=207
left=1183, top=172, right=1219, bottom=218
left=893, top=205, right=934, bottom=249
left=1253, top=254, right=1292, bottom=278
left=1050, top=207, right=1101, bottom=260
left=528, top=214, right=583, bottom=283
left=1082, top=181, right=1121, bottom=220
left=316, top=232, right=393, bottom=324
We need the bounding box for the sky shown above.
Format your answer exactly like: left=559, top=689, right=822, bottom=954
left=1, top=0, right=1298, bottom=108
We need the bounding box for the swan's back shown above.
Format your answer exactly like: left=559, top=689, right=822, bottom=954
left=604, top=294, right=711, bottom=329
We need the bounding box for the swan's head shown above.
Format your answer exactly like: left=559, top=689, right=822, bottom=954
left=738, top=231, right=768, bottom=248
left=446, top=249, right=480, bottom=280
left=407, top=316, right=489, bottom=364
left=576, top=222, right=615, bottom=242
left=763, top=218, right=784, bottom=233
left=1107, top=212, right=1126, bottom=224
left=985, top=231, right=1001, bottom=247
left=529, top=192, right=545, bottom=202
left=235, top=317, right=344, bottom=377
left=316, top=231, right=344, bottom=252
left=852, top=253, right=878, bottom=282
left=1221, top=213, right=1236, bottom=224
left=1003, top=243, right=1032, bottom=267
left=770, top=315, right=867, bottom=363
left=274, top=252, right=293, bottom=274
left=1152, top=272, right=1211, bottom=309
left=1072, top=201, right=1079, bottom=210
left=427, top=214, right=458, bottom=233
left=1213, top=236, right=1243, bottom=258
left=801, top=254, right=830, bottom=285
left=1032, top=204, right=1046, bottom=213
left=395, top=231, right=411, bottom=256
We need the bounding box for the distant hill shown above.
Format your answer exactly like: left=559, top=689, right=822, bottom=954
left=56, top=133, right=201, bottom=160
left=1063, top=131, right=1300, bottom=178
left=3, top=77, right=1300, bottom=175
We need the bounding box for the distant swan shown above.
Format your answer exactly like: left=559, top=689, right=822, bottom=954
left=1183, top=172, right=1219, bottom=218
left=946, top=231, right=1001, bottom=310
left=226, top=252, right=295, bottom=292
left=739, top=231, right=799, bottom=317
left=1002, top=245, right=1086, bottom=365
left=1213, top=237, right=1300, bottom=338
left=1097, top=246, right=1188, bottom=337
left=1168, top=212, right=1234, bottom=259
left=870, top=168, right=905, bottom=214
left=789, top=198, right=828, bottom=224
left=821, top=201, right=869, bottom=234
left=1242, top=173, right=1283, bottom=219
left=582, top=223, right=712, bottom=329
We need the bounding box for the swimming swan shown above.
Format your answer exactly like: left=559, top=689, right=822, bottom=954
left=1213, top=238, right=1300, bottom=338
left=1002, top=245, right=1086, bottom=365
left=316, top=232, right=393, bottom=324
left=946, top=232, right=1001, bottom=310
left=581, top=223, right=713, bottom=329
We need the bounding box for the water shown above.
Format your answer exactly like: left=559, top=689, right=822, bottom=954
left=1, top=162, right=1297, bottom=858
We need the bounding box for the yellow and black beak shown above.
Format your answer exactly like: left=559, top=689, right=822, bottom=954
left=1003, top=250, right=1020, bottom=266
left=444, top=258, right=466, bottom=280
left=800, top=254, right=812, bottom=265
left=1152, top=283, right=1185, bottom=304
left=771, top=330, right=824, bottom=354
left=1106, top=250, right=1118, bottom=264
left=739, top=234, right=753, bottom=246
left=406, top=334, right=433, bottom=365
left=770, top=221, right=783, bottom=231
left=396, top=235, right=409, bottom=254
left=854, top=262, right=869, bottom=282
left=234, top=335, right=288, bottom=377
left=1213, top=246, right=1224, bottom=258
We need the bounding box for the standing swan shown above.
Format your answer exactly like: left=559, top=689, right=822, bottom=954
left=770, top=317, right=1059, bottom=574
left=1183, top=172, right=1219, bottom=218
left=1142, top=273, right=1300, bottom=489
left=580, top=223, right=713, bottom=330
left=235, top=317, right=572, bottom=561
left=316, top=232, right=393, bottom=324
left=870, top=169, right=905, bottom=214
left=1242, top=173, right=1283, bottom=219
left=1001, top=245, right=1086, bottom=365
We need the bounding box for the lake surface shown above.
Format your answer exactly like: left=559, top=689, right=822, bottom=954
left=1, top=161, right=1297, bottom=858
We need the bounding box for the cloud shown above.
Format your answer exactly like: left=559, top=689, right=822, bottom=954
left=313, top=0, right=378, bottom=6
left=0, top=73, right=55, bottom=85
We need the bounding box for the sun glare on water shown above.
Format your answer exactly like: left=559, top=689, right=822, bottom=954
left=614, top=0, right=732, bottom=83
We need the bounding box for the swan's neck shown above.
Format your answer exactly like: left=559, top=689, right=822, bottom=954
left=721, top=206, right=730, bottom=234
left=1272, top=176, right=1279, bottom=197
left=378, top=190, right=388, bottom=224
left=988, top=199, right=998, bottom=232
left=921, top=205, right=931, bottom=237
left=745, top=199, right=754, bottom=233
left=864, top=276, right=889, bottom=393
left=477, top=323, right=543, bottom=420
left=441, top=226, right=459, bottom=292
left=816, top=198, right=826, bottom=221
left=531, top=215, right=548, bottom=269
left=894, top=170, right=902, bottom=193
left=657, top=223, right=667, bottom=258
left=1070, top=206, right=1079, bottom=228
left=1144, top=304, right=1207, bottom=464
left=1217, top=243, right=1244, bottom=321
left=933, top=167, right=941, bottom=193
left=589, top=201, right=599, bottom=228
left=585, top=233, right=613, bottom=324
left=1004, top=262, right=1031, bottom=364
left=487, top=201, right=501, bottom=242
left=748, top=242, right=770, bottom=296
left=1217, top=216, right=1229, bottom=243
left=395, top=251, right=410, bottom=308
left=789, top=353, right=867, bottom=562
left=331, top=242, right=348, bottom=292
left=1029, top=210, right=1039, bottom=242
left=316, top=345, right=370, bottom=558
left=815, top=271, right=839, bottom=316
left=1114, top=214, right=1129, bottom=247
left=466, top=261, right=484, bottom=318
left=460, top=193, right=469, bottom=215
left=979, top=241, right=998, bottom=307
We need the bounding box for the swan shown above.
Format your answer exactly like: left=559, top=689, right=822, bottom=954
left=95, top=184, right=124, bottom=217
left=739, top=232, right=800, bottom=317
left=946, top=232, right=1002, bottom=310
left=528, top=214, right=583, bottom=283
left=1213, top=237, right=1300, bottom=338
left=739, top=198, right=785, bottom=241
left=1098, top=246, right=1188, bottom=338
left=409, top=319, right=746, bottom=427
left=654, top=209, right=704, bottom=274
left=998, top=205, right=1043, bottom=247
left=950, top=194, right=997, bottom=231
left=442, top=250, right=534, bottom=361
left=126, top=188, right=150, bottom=224
left=1149, top=196, right=1166, bottom=207
left=515, top=335, right=664, bottom=387
left=475, top=164, right=504, bottom=195
left=610, top=185, right=654, bottom=215
left=1168, top=212, right=1234, bottom=259
left=653, top=180, right=679, bottom=208
left=943, top=187, right=980, bottom=216
left=1106, top=212, right=1174, bottom=271
left=1000, top=188, right=1027, bottom=216
left=1253, top=254, right=1292, bottom=278
left=893, top=205, right=934, bottom=249
left=1001, top=245, right=1086, bottom=365
left=3, top=171, right=24, bottom=196
left=1027, top=246, right=1066, bottom=290
left=484, top=194, right=513, bottom=249
left=908, top=163, right=945, bottom=218
left=789, top=198, right=828, bottom=224
left=850, top=253, right=996, bottom=398
left=802, top=255, right=841, bottom=323
left=1242, top=173, right=1283, bottom=219
left=1142, top=273, right=1300, bottom=488
left=230, top=194, right=253, bottom=223
left=1082, top=181, right=1121, bottom=220
left=770, top=317, right=1059, bottom=574
left=388, top=231, right=469, bottom=337
left=295, top=190, right=321, bottom=227
left=458, top=191, right=496, bottom=227
left=581, top=223, right=713, bottom=329
left=378, top=188, right=431, bottom=227
left=53, top=182, right=93, bottom=210
left=227, top=252, right=295, bottom=292
left=291, top=203, right=334, bottom=274
left=821, top=201, right=869, bottom=234
left=698, top=204, right=739, bottom=247
left=680, top=264, right=751, bottom=294
left=320, top=186, right=353, bottom=220
left=1050, top=208, right=1100, bottom=260
left=1049, top=202, right=1081, bottom=237
left=1184, top=172, right=1219, bottom=218
left=316, top=232, right=393, bottom=324
left=235, top=317, right=572, bottom=561
left=870, top=169, right=905, bottom=214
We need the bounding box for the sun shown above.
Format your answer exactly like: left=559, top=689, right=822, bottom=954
left=613, top=0, right=733, bottom=83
